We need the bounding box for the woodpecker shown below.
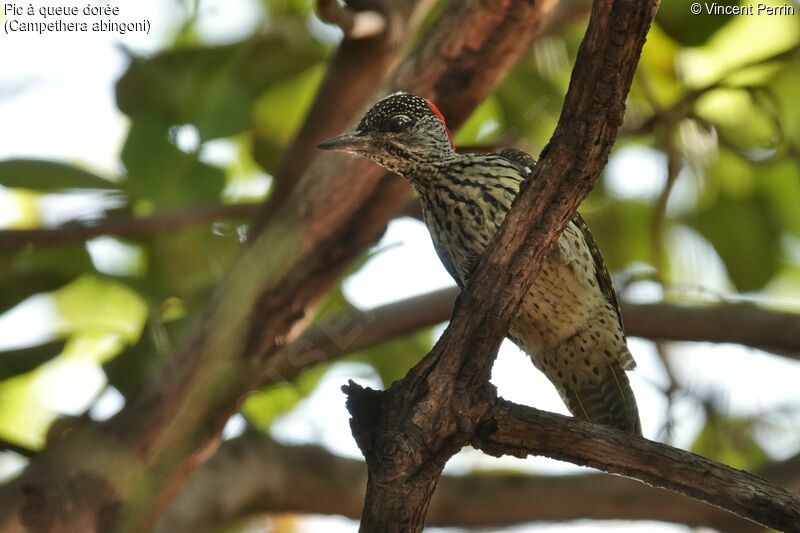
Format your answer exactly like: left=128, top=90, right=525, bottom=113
left=318, top=92, right=641, bottom=434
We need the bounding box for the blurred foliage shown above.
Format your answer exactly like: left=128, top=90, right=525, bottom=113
left=0, top=160, right=117, bottom=191
left=691, top=405, right=770, bottom=471
left=0, top=0, right=797, bottom=486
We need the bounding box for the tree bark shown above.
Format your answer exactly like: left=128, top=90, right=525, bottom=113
left=0, top=1, right=556, bottom=531
left=340, top=1, right=799, bottom=531
left=159, top=432, right=800, bottom=532
left=345, top=0, right=665, bottom=531
left=475, top=399, right=800, bottom=532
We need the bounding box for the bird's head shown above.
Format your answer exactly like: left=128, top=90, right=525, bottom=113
left=317, top=92, right=455, bottom=177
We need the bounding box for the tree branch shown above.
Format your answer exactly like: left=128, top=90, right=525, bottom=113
left=0, top=438, right=36, bottom=459
left=475, top=399, right=800, bottom=532
left=265, top=287, right=800, bottom=387
left=622, top=301, right=800, bottom=357
left=0, top=203, right=261, bottom=250
left=160, top=432, right=800, bottom=532
left=0, top=1, right=557, bottom=531
left=316, top=0, right=386, bottom=39
left=337, top=1, right=797, bottom=532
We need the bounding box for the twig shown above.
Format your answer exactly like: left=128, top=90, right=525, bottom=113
left=0, top=203, right=260, bottom=250
left=627, top=43, right=800, bottom=135
left=0, top=149, right=505, bottom=252
left=316, top=0, right=386, bottom=39
left=0, top=438, right=36, bottom=459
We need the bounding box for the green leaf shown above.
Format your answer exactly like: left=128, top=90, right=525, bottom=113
left=52, top=275, right=148, bottom=343
left=758, top=160, right=800, bottom=237
left=242, top=364, right=329, bottom=431
left=252, top=64, right=325, bottom=145
left=679, top=3, right=800, bottom=87
left=691, top=410, right=769, bottom=471
left=262, top=0, right=314, bottom=17
left=0, top=372, right=52, bottom=450
left=250, top=138, right=285, bottom=176
left=103, top=317, right=172, bottom=398
left=685, top=195, right=781, bottom=291
left=581, top=199, right=654, bottom=272
left=0, top=341, right=67, bottom=382
left=0, top=244, right=95, bottom=315
left=454, top=96, right=504, bottom=146
left=656, top=0, right=737, bottom=47
left=0, top=159, right=117, bottom=191
left=116, top=35, right=326, bottom=140
left=497, top=58, right=563, bottom=148
left=145, top=226, right=242, bottom=304
left=696, top=88, right=781, bottom=149
left=121, top=115, right=226, bottom=208
left=634, top=24, right=683, bottom=107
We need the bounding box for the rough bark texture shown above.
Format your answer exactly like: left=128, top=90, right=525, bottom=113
left=344, top=1, right=798, bottom=531
left=346, top=0, right=662, bottom=530
left=476, top=400, right=800, bottom=532
left=159, top=433, right=800, bottom=532
left=0, top=1, right=556, bottom=531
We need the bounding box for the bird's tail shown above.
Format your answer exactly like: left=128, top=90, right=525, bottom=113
left=559, top=359, right=641, bottom=435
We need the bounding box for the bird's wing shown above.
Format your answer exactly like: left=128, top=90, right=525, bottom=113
left=499, top=147, right=624, bottom=329
left=432, top=237, right=465, bottom=289
left=418, top=202, right=465, bottom=289
left=498, top=148, right=536, bottom=178
left=572, top=212, right=625, bottom=330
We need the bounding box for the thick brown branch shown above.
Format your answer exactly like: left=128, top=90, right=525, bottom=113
left=0, top=2, right=556, bottom=531
left=343, top=2, right=762, bottom=532
left=160, top=432, right=800, bottom=532
left=476, top=399, right=800, bottom=532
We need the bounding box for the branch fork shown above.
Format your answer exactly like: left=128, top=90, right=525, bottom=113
left=343, top=0, right=800, bottom=531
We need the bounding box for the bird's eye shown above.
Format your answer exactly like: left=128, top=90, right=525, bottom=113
left=384, top=115, right=413, bottom=133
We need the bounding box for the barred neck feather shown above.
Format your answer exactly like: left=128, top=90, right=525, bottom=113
left=410, top=152, right=525, bottom=209
left=408, top=152, right=528, bottom=283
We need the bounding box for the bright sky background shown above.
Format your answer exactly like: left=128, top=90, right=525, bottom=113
left=1, top=1, right=799, bottom=532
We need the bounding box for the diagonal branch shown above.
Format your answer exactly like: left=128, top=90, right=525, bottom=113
left=335, top=2, right=797, bottom=532
left=343, top=0, right=800, bottom=526
left=476, top=399, right=800, bottom=532
left=0, top=2, right=557, bottom=531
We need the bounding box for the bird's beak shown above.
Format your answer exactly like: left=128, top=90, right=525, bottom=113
left=316, top=130, right=369, bottom=152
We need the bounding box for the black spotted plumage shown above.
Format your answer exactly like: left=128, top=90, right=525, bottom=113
left=318, top=92, right=641, bottom=434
